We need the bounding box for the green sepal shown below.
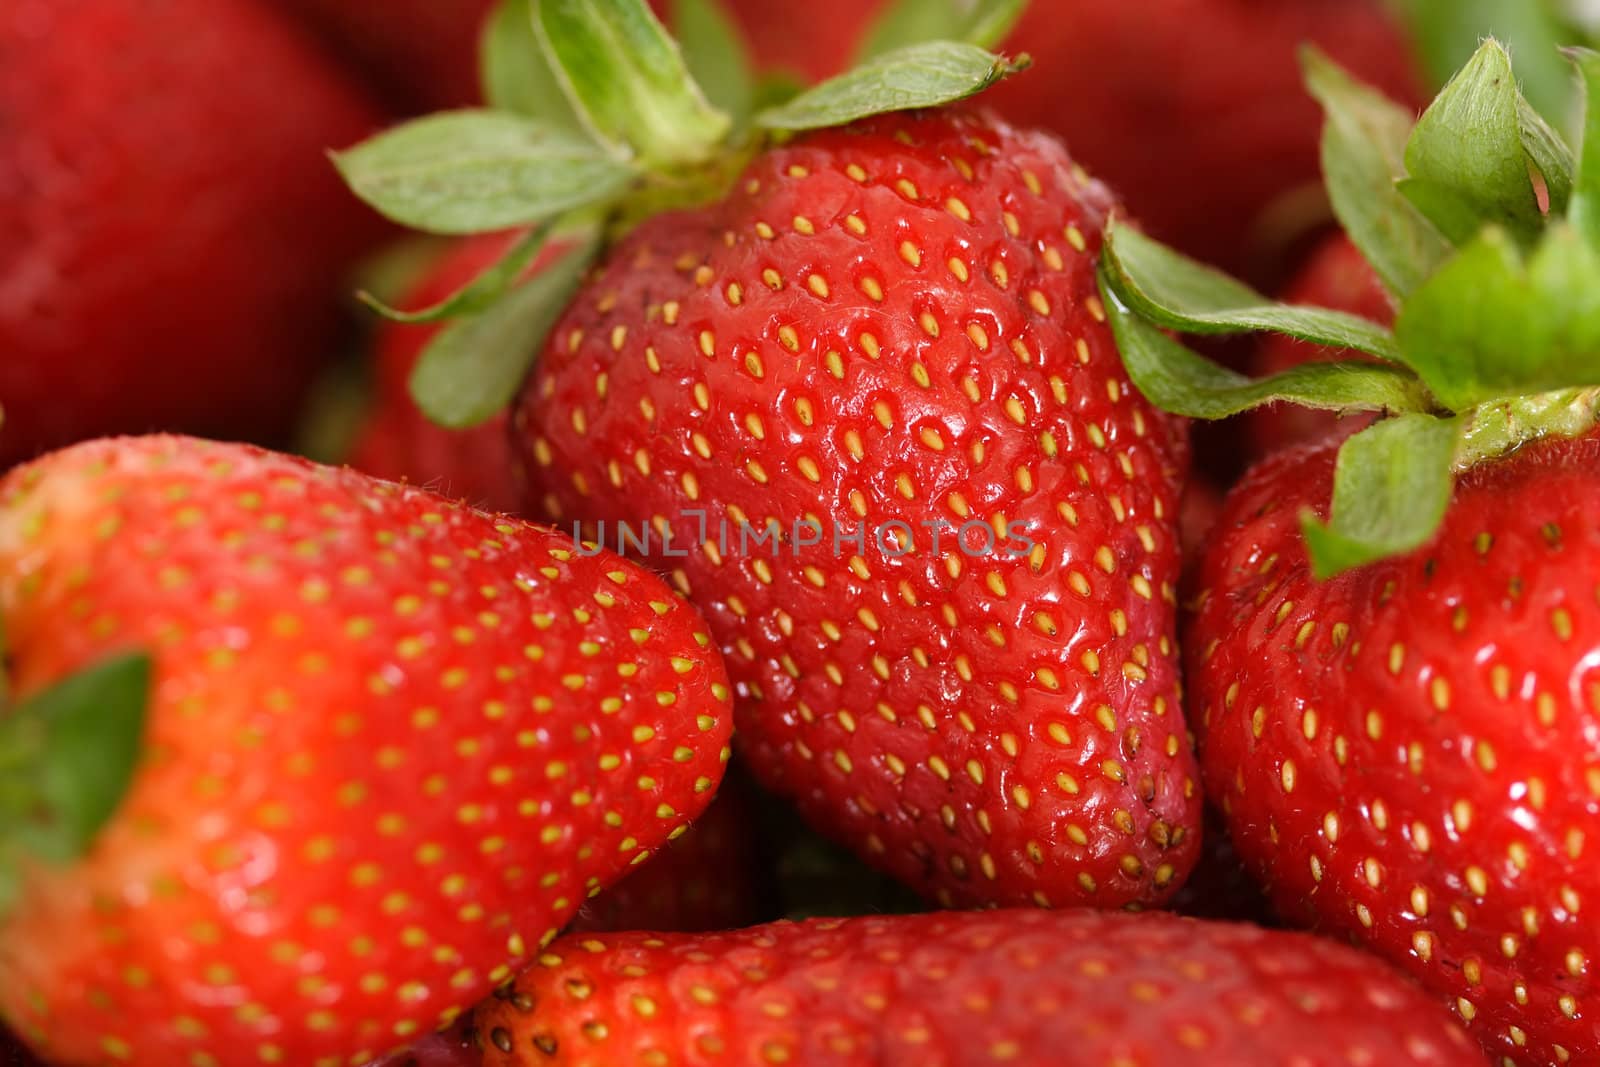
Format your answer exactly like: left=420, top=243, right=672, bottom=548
left=480, top=0, right=585, bottom=131
left=1304, top=48, right=1453, bottom=298
left=534, top=0, right=731, bottom=167
left=673, top=0, right=756, bottom=126
left=857, top=0, right=1026, bottom=60
left=1400, top=40, right=1570, bottom=248
left=333, top=111, right=636, bottom=235
left=1394, top=222, right=1600, bottom=411
left=755, top=42, right=1025, bottom=132
left=0, top=654, right=152, bottom=875
left=1099, top=277, right=1434, bottom=421
left=360, top=224, right=551, bottom=324
left=1300, top=414, right=1461, bottom=579
left=409, top=231, right=602, bottom=429
left=1102, top=222, right=1405, bottom=362
left=1394, top=0, right=1581, bottom=135
left=1567, top=47, right=1600, bottom=249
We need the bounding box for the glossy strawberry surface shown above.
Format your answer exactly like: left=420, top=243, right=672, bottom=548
left=0, top=0, right=387, bottom=470
left=0, top=436, right=733, bottom=1067
left=515, top=110, right=1199, bottom=911
left=474, top=909, right=1485, bottom=1066
left=1190, top=429, right=1600, bottom=1065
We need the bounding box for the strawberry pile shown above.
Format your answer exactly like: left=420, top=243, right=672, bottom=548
left=5, top=1, right=1600, bottom=1066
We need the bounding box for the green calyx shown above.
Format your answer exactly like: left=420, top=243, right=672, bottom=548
left=333, top=0, right=1030, bottom=431
left=1099, top=39, right=1600, bottom=580
left=0, top=639, right=152, bottom=909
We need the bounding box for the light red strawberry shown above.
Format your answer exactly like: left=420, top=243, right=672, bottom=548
left=1244, top=233, right=1395, bottom=460
left=514, top=109, right=1201, bottom=911
left=472, top=909, right=1485, bottom=1066
left=1, top=0, right=389, bottom=470
left=348, top=232, right=542, bottom=515
left=0, top=435, right=733, bottom=1067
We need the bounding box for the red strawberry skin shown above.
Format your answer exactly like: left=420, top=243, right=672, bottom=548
left=1245, top=234, right=1395, bottom=459
left=348, top=232, right=540, bottom=515
left=0, top=0, right=389, bottom=470
left=0, top=436, right=733, bottom=1067
left=277, top=0, right=495, bottom=111
left=569, top=772, right=766, bottom=935
left=1189, top=429, right=1600, bottom=1065
left=474, top=909, right=1484, bottom=1066
left=514, top=110, right=1200, bottom=911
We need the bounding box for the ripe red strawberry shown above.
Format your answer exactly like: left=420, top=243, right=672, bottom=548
left=514, top=109, right=1201, bottom=911
left=1244, top=233, right=1394, bottom=460
left=277, top=0, right=496, bottom=111
left=348, top=232, right=539, bottom=515
left=569, top=772, right=766, bottom=934
left=471, top=909, right=1485, bottom=1066
left=0, top=435, right=733, bottom=1067
left=1188, top=430, right=1600, bottom=1066
left=1, top=0, right=389, bottom=471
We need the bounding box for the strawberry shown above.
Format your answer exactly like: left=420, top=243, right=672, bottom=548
left=1100, top=39, right=1600, bottom=1066
left=0, top=435, right=733, bottom=1067
left=471, top=909, right=1485, bottom=1066
left=569, top=771, right=767, bottom=935
left=1245, top=233, right=1394, bottom=460
left=338, top=2, right=1201, bottom=914
left=277, top=0, right=496, bottom=111
left=1, top=0, right=389, bottom=470
left=348, top=232, right=540, bottom=515
left=367, top=1018, right=481, bottom=1067
left=513, top=105, right=1200, bottom=911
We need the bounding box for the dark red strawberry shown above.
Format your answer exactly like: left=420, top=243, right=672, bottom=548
left=513, top=108, right=1200, bottom=911
left=1, top=0, right=389, bottom=470
left=1100, top=38, right=1600, bottom=1066
left=1245, top=233, right=1395, bottom=460
left=0, top=1030, right=40, bottom=1067
left=348, top=232, right=541, bottom=515
left=570, top=771, right=766, bottom=934
left=473, top=909, right=1485, bottom=1066
left=278, top=0, right=496, bottom=111
left=0, top=435, right=733, bottom=1067
left=366, top=1018, right=481, bottom=1067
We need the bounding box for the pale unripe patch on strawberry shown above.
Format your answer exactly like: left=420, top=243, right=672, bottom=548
left=0, top=436, right=733, bottom=1067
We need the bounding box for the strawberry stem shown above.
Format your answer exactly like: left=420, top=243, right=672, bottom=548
left=1456, top=385, right=1600, bottom=469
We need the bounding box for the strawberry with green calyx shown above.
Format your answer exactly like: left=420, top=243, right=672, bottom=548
left=337, top=0, right=1201, bottom=912
left=472, top=909, right=1487, bottom=1067
left=1101, top=41, right=1600, bottom=1064
left=0, top=436, right=733, bottom=1067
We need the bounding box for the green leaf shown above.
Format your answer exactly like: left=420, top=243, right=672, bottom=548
left=1400, top=39, right=1556, bottom=247
left=1394, top=221, right=1600, bottom=410
left=534, top=0, right=731, bottom=166
left=1303, top=48, right=1454, bottom=298
left=410, top=233, right=601, bottom=429
left=1567, top=47, right=1600, bottom=248
left=0, top=654, right=151, bottom=865
left=755, top=41, right=1023, bottom=131
left=1394, top=0, right=1580, bottom=134
left=361, top=225, right=550, bottom=324
left=857, top=0, right=1026, bottom=59
left=480, top=0, right=584, bottom=130
left=333, top=111, right=636, bottom=235
left=1301, top=414, right=1461, bottom=579
left=1099, top=276, right=1434, bottom=421
left=1101, top=223, right=1405, bottom=362
left=673, top=0, right=756, bottom=125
